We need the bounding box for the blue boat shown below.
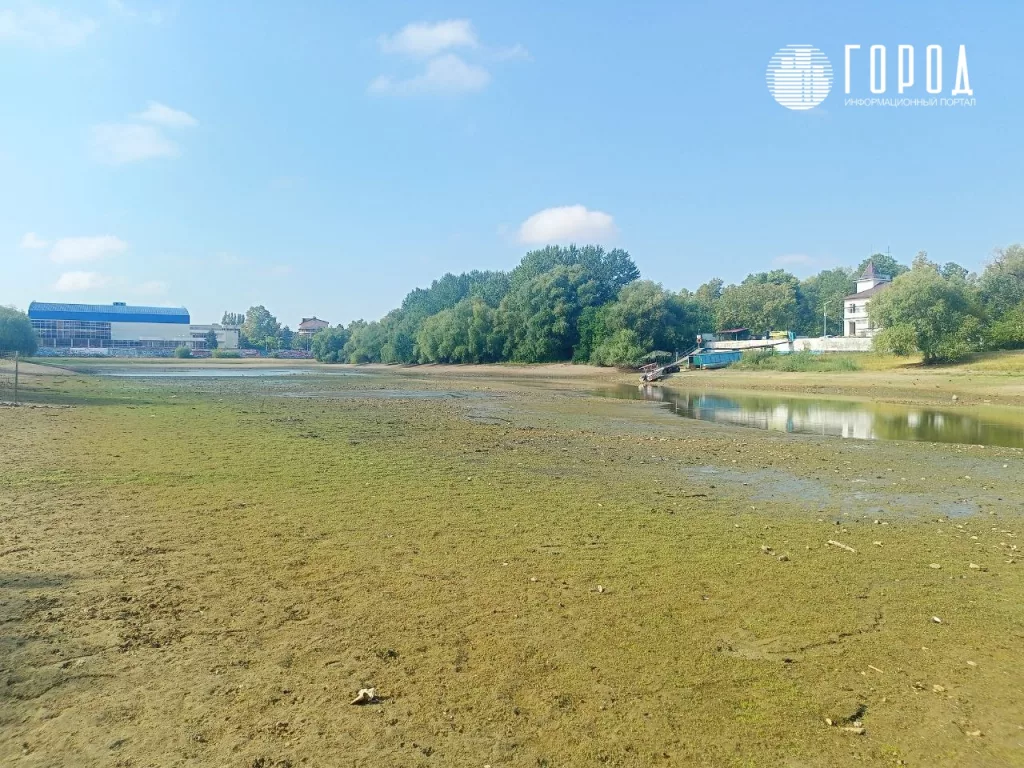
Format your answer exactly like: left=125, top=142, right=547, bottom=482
left=689, top=350, right=743, bottom=370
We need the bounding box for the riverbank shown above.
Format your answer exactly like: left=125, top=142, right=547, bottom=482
left=6, top=349, right=1024, bottom=408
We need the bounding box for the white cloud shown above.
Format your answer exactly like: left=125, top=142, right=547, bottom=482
left=19, top=232, right=49, bottom=249
left=369, top=54, right=490, bottom=94
left=134, top=101, right=198, bottom=128
left=491, top=43, right=531, bottom=61
left=518, top=205, right=617, bottom=244
left=50, top=235, right=128, bottom=264
left=54, top=271, right=110, bottom=292
left=379, top=19, right=477, bottom=57
left=0, top=5, right=97, bottom=47
left=92, top=123, right=178, bottom=164
left=773, top=253, right=816, bottom=267
left=371, top=19, right=526, bottom=96
left=107, top=0, right=165, bottom=25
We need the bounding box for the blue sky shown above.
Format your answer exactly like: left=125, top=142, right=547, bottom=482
left=2, top=1, right=1022, bottom=327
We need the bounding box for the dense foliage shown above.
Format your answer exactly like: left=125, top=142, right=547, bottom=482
left=222, top=242, right=1020, bottom=368
left=0, top=306, right=38, bottom=357
left=871, top=254, right=983, bottom=363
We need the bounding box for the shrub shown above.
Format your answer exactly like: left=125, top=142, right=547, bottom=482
left=173, top=345, right=192, bottom=358
left=735, top=349, right=860, bottom=372
left=211, top=349, right=241, bottom=358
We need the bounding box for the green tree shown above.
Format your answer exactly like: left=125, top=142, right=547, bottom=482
left=241, top=306, right=281, bottom=348
left=204, top=329, right=218, bottom=349
left=985, top=304, right=1024, bottom=350
left=590, top=280, right=692, bottom=365
left=856, top=253, right=909, bottom=280
left=499, top=264, right=601, bottom=362
left=715, top=281, right=797, bottom=335
left=0, top=307, right=38, bottom=357
left=311, top=326, right=350, bottom=362
left=416, top=299, right=502, bottom=364
left=221, top=311, right=245, bottom=326
left=800, top=268, right=855, bottom=336
left=979, top=244, right=1024, bottom=317
left=344, top=321, right=387, bottom=363
left=870, top=263, right=983, bottom=363
left=940, top=262, right=970, bottom=282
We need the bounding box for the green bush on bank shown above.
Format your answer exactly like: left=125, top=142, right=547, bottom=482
left=735, top=349, right=860, bottom=372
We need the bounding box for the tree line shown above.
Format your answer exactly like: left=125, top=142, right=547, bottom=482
left=299, top=243, right=1023, bottom=366
left=219, top=307, right=311, bottom=352
left=2, top=243, right=1021, bottom=366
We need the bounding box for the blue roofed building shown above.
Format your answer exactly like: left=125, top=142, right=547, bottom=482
left=28, top=301, right=193, bottom=353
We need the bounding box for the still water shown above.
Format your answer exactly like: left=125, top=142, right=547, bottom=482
left=92, top=367, right=367, bottom=378
left=600, top=385, right=1024, bottom=448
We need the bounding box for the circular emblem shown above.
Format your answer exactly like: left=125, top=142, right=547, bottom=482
left=766, top=44, right=833, bottom=110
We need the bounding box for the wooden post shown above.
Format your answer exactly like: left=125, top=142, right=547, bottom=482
left=13, top=351, right=19, bottom=405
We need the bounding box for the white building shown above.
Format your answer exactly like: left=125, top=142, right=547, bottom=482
left=843, top=262, right=891, bottom=337
left=189, top=323, right=240, bottom=350
left=29, top=301, right=193, bottom=351
left=28, top=301, right=241, bottom=354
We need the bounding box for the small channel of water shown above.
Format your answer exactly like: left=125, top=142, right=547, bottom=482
left=92, top=367, right=368, bottom=378
left=598, top=385, right=1024, bottom=448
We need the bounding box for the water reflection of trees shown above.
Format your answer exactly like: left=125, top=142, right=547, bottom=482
left=624, top=386, right=1024, bottom=448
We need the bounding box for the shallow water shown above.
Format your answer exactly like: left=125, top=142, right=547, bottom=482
left=92, top=367, right=367, bottom=378
left=599, top=384, right=1024, bottom=448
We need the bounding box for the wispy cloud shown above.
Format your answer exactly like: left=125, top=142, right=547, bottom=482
left=107, top=0, right=166, bottom=25
left=92, top=102, right=196, bottom=164
left=0, top=4, right=97, bottom=48
left=371, top=18, right=525, bottom=97
left=491, top=43, right=531, bottom=62
left=54, top=271, right=110, bottom=292
left=518, top=205, right=617, bottom=244
left=92, top=123, right=177, bottom=164
left=19, top=232, right=49, bottom=249
left=134, top=101, right=198, bottom=127
left=49, top=235, right=128, bottom=264
left=370, top=54, right=490, bottom=95
left=378, top=19, right=477, bottom=57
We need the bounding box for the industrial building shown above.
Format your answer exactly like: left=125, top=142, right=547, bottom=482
left=28, top=301, right=237, bottom=354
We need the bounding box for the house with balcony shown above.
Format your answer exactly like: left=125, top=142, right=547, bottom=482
left=843, top=261, right=891, bottom=337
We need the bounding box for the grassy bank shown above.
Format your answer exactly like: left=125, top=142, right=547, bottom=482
left=734, top=350, right=861, bottom=372
left=0, top=369, right=1021, bottom=766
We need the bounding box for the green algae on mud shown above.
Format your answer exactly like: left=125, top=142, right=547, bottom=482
left=0, top=369, right=1021, bottom=767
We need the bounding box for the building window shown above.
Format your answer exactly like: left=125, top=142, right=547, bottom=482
left=849, top=303, right=857, bottom=314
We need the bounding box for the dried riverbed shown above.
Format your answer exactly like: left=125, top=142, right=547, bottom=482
left=0, top=366, right=1021, bottom=767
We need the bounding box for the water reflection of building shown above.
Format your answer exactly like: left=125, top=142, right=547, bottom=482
left=629, top=387, right=1024, bottom=448
left=679, top=395, right=877, bottom=439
